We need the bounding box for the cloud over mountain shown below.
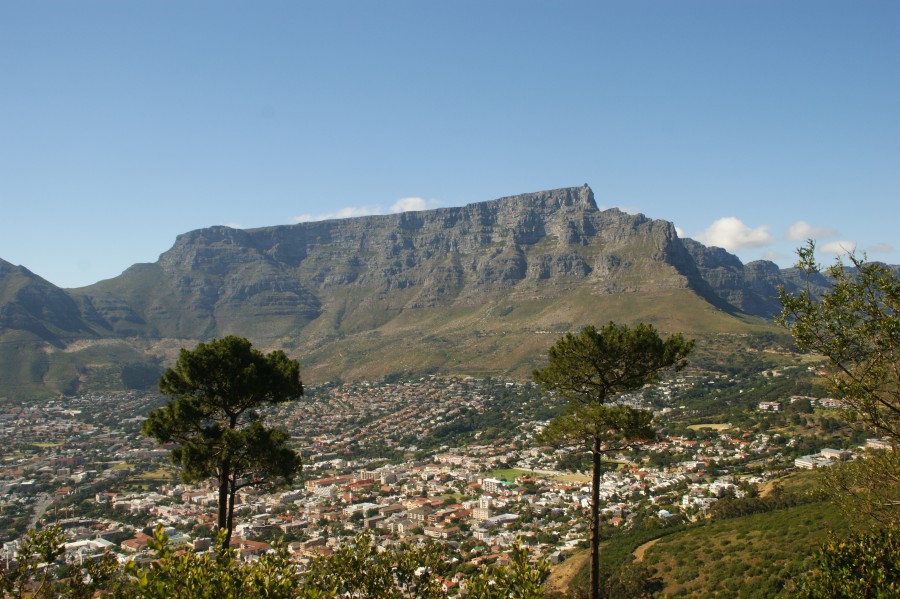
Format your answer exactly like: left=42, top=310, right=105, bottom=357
left=293, top=197, right=442, bottom=223
left=787, top=220, right=837, bottom=241
left=821, top=240, right=857, bottom=256
left=694, top=217, right=773, bottom=251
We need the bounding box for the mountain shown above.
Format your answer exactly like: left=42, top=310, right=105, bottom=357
left=0, top=259, right=99, bottom=343
left=0, top=185, right=837, bottom=398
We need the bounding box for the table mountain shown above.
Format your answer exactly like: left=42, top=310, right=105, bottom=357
left=0, top=185, right=836, bottom=397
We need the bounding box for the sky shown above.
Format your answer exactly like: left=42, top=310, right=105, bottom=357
left=1, top=1, right=898, bottom=289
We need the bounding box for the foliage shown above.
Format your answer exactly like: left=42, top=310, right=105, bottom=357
left=819, top=449, right=900, bottom=528
left=1, top=525, right=66, bottom=599
left=594, top=562, right=663, bottom=599
left=0, top=525, right=121, bottom=599
left=121, top=362, right=163, bottom=390
left=123, top=526, right=305, bottom=599
left=465, top=541, right=548, bottom=598
left=781, top=527, right=900, bottom=598
left=142, top=336, right=303, bottom=546
left=301, top=530, right=447, bottom=597
left=708, top=484, right=819, bottom=521
left=562, top=552, right=666, bottom=599
left=643, top=497, right=851, bottom=597
left=538, top=403, right=655, bottom=451
left=533, top=322, right=694, bottom=406
left=1, top=526, right=549, bottom=598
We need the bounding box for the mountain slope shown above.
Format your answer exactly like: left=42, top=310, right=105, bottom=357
left=0, top=185, right=831, bottom=396
left=0, top=259, right=101, bottom=344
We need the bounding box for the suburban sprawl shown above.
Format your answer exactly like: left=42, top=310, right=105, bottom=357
left=1, top=354, right=878, bottom=594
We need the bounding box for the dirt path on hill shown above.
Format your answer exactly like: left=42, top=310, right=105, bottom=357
left=632, top=537, right=662, bottom=563
left=544, top=550, right=589, bottom=596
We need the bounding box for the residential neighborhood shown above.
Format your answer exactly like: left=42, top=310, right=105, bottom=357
left=0, top=369, right=869, bottom=593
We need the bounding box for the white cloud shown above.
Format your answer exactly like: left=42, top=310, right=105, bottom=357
left=820, top=240, right=857, bottom=256
left=292, top=197, right=443, bottom=223
left=674, top=226, right=685, bottom=238
left=223, top=222, right=244, bottom=229
left=787, top=220, right=837, bottom=241
left=866, top=242, right=893, bottom=254
left=389, top=197, right=441, bottom=213
left=292, top=205, right=384, bottom=223
left=693, top=217, right=773, bottom=251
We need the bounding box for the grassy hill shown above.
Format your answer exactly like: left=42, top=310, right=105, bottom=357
left=547, top=470, right=853, bottom=598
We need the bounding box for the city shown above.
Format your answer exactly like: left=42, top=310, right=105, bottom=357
left=1, top=367, right=864, bottom=593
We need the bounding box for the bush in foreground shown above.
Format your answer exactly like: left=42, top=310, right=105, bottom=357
left=1, top=525, right=548, bottom=598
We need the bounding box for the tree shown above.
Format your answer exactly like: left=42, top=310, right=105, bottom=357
left=533, top=323, right=693, bottom=599
left=1, top=525, right=65, bottom=599
left=464, top=540, right=548, bottom=598
left=778, top=241, right=900, bottom=442
left=142, top=336, right=303, bottom=547
left=778, top=241, right=900, bottom=525
left=123, top=526, right=306, bottom=599
left=302, top=530, right=448, bottom=598
left=781, top=527, right=900, bottom=598
left=0, top=525, right=122, bottom=599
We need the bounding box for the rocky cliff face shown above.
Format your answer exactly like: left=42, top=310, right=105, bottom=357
left=75, top=186, right=706, bottom=338
left=0, top=185, right=852, bottom=395
left=679, top=239, right=836, bottom=316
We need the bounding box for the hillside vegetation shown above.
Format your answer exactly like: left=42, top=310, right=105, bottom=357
left=552, top=470, right=851, bottom=598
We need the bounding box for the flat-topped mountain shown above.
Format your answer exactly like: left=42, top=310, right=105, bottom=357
left=0, top=186, right=835, bottom=397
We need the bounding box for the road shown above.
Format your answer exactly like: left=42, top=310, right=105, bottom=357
left=27, top=493, right=55, bottom=529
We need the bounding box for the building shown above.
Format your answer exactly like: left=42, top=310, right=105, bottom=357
left=472, top=496, right=492, bottom=521
left=866, top=438, right=894, bottom=451
left=795, top=454, right=834, bottom=469
left=819, top=448, right=851, bottom=461
left=480, top=477, right=505, bottom=494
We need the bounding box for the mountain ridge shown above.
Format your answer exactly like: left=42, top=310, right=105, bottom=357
left=0, top=185, right=844, bottom=397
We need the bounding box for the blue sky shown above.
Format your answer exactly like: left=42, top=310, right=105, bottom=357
left=1, top=1, right=897, bottom=288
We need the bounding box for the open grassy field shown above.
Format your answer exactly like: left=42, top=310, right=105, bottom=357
left=687, top=423, right=731, bottom=431
left=130, top=467, right=176, bottom=482
left=484, top=468, right=592, bottom=484
left=484, top=468, right=534, bottom=481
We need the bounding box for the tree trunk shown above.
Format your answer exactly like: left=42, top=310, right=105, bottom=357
left=217, top=459, right=232, bottom=549
left=217, top=476, right=229, bottom=543
left=590, top=436, right=602, bottom=599
left=226, top=479, right=237, bottom=549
